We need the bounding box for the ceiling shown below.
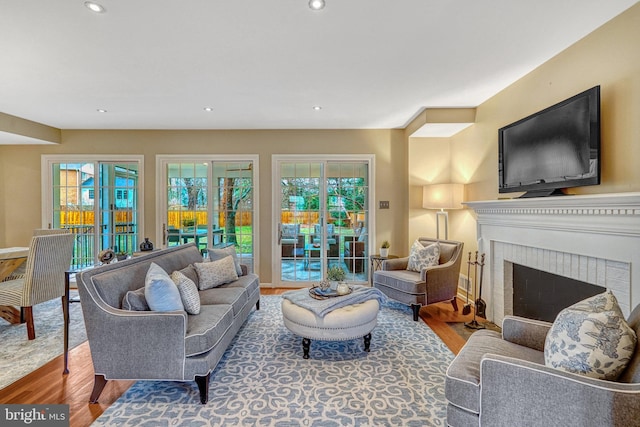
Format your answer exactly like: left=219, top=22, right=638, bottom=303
left=0, top=1, right=636, bottom=134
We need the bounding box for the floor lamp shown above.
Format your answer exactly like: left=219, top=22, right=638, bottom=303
left=422, top=183, right=464, bottom=240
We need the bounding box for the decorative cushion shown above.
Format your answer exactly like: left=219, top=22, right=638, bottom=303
left=281, top=224, right=299, bottom=238
left=122, top=287, right=149, bottom=311
left=194, top=255, right=239, bottom=290
left=544, top=291, right=637, bottom=380
left=171, top=270, right=201, bottom=315
left=314, top=223, right=335, bottom=238
left=144, top=262, right=184, bottom=312
left=178, top=264, right=199, bottom=287
left=407, top=240, right=440, bottom=272
left=208, top=245, right=243, bottom=276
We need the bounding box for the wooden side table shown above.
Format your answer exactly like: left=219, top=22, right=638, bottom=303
left=369, top=254, right=398, bottom=284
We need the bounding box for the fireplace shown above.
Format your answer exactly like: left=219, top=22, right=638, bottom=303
left=511, top=263, right=605, bottom=322
left=465, top=192, right=640, bottom=325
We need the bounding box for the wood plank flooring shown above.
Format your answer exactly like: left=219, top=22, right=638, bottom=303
left=0, top=290, right=492, bottom=427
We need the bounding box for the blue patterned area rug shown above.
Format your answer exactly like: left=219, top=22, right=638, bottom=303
left=0, top=290, right=87, bottom=390
left=93, top=296, right=454, bottom=426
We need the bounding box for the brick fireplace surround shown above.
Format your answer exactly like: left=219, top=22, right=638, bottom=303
left=465, top=192, right=640, bottom=326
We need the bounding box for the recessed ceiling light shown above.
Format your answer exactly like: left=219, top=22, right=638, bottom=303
left=84, top=2, right=106, bottom=13
left=204, top=107, right=214, bottom=112
left=97, top=109, right=107, bottom=113
left=309, top=0, right=325, bottom=11
left=312, top=106, right=322, bottom=111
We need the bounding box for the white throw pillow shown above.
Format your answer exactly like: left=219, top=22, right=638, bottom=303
left=171, top=270, right=201, bottom=315
left=208, top=245, right=243, bottom=276
left=194, top=255, right=239, bottom=290
left=544, top=291, right=637, bottom=380
left=407, top=240, right=440, bottom=272
left=144, top=263, right=184, bottom=312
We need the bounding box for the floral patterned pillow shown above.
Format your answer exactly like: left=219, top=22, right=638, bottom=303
left=407, top=241, right=440, bottom=272
left=544, top=291, right=637, bottom=380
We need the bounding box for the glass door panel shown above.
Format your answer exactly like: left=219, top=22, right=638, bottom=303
left=326, top=162, right=369, bottom=282
left=279, top=162, right=322, bottom=284
left=49, top=159, right=141, bottom=269
left=161, top=158, right=256, bottom=273
left=99, top=163, right=139, bottom=257
left=165, top=162, right=209, bottom=253
left=276, top=157, right=370, bottom=286
left=212, top=162, right=255, bottom=272
left=52, top=162, right=96, bottom=268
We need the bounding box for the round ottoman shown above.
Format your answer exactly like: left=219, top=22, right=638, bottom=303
left=282, top=298, right=380, bottom=359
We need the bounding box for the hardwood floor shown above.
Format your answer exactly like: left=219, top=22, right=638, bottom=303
left=0, top=290, right=492, bottom=426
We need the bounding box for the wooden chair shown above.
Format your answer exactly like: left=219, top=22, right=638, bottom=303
left=0, top=233, right=74, bottom=340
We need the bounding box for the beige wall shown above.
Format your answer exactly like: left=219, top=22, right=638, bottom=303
left=412, top=4, right=640, bottom=263
left=0, top=129, right=408, bottom=283
left=408, top=137, right=451, bottom=248
left=1, top=4, right=638, bottom=283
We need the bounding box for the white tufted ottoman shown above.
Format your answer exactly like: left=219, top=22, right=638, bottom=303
left=282, top=298, right=380, bottom=359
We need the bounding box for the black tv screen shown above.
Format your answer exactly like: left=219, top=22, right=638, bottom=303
left=498, top=86, right=600, bottom=197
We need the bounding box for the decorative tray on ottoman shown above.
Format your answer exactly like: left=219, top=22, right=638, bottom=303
left=309, top=285, right=353, bottom=300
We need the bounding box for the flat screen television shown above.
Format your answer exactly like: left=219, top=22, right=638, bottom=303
left=498, top=86, right=600, bottom=197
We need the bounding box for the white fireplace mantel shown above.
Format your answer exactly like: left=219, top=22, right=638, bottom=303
left=465, top=192, right=640, bottom=324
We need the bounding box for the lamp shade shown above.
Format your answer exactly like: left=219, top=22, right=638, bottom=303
left=422, top=183, right=464, bottom=210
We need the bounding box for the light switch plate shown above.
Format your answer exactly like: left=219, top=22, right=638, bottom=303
left=379, top=201, right=390, bottom=209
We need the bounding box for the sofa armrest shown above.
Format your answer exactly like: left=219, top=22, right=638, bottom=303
left=382, top=257, right=409, bottom=270
left=81, top=297, right=189, bottom=380
left=501, top=315, right=552, bottom=351
left=480, top=354, right=640, bottom=426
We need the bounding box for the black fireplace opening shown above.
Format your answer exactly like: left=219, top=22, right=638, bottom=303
left=512, top=264, right=606, bottom=322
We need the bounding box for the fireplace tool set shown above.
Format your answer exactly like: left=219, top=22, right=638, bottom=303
left=465, top=251, right=486, bottom=330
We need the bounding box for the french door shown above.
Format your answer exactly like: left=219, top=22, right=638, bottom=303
left=157, top=155, right=258, bottom=273
left=273, top=155, right=373, bottom=287
left=43, top=155, right=143, bottom=269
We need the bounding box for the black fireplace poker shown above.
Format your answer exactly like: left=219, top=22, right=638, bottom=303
left=465, top=252, right=486, bottom=330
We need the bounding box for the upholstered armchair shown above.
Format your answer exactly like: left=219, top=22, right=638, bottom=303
left=373, top=238, right=464, bottom=321
left=281, top=224, right=304, bottom=258
left=344, top=235, right=366, bottom=273
left=2, top=228, right=71, bottom=281
left=312, top=224, right=339, bottom=257
left=0, top=232, right=75, bottom=339
left=445, top=304, right=640, bottom=426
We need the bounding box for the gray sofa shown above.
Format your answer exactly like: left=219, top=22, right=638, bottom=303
left=76, top=243, right=260, bottom=404
left=445, top=306, right=640, bottom=426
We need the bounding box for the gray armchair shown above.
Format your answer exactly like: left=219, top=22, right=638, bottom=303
left=312, top=224, right=339, bottom=258
left=445, top=306, right=640, bottom=426
left=281, top=224, right=304, bottom=258
left=373, top=238, right=464, bottom=321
